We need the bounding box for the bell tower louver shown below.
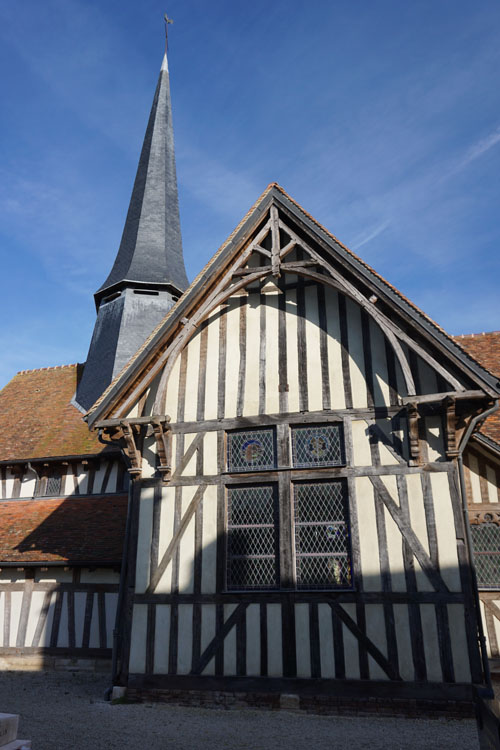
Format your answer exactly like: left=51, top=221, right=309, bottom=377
left=75, top=52, right=188, bottom=411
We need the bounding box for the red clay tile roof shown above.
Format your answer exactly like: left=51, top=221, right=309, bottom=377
left=0, top=494, right=127, bottom=564
left=454, top=332, right=500, bottom=444
left=0, top=364, right=109, bottom=462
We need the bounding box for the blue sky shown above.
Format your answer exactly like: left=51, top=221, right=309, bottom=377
left=1, top=0, right=500, bottom=389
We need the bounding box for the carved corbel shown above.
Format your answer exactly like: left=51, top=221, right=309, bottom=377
left=443, top=396, right=459, bottom=460
left=119, top=420, right=142, bottom=477
left=149, top=416, right=172, bottom=481
left=406, top=402, right=421, bottom=465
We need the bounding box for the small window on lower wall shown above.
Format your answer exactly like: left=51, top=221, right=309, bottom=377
left=471, top=523, right=500, bottom=589
left=293, top=480, right=352, bottom=589
left=226, top=484, right=279, bottom=590
left=45, top=473, right=62, bottom=497
left=35, top=469, right=62, bottom=497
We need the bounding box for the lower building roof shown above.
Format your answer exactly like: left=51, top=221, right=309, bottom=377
left=0, top=364, right=111, bottom=462
left=0, top=494, right=127, bottom=565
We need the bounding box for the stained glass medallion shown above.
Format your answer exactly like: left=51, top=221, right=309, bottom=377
left=291, top=424, right=344, bottom=468
left=227, top=429, right=275, bottom=472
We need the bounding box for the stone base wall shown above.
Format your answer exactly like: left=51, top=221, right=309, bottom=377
left=0, top=654, right=111, bottom=673
left=125, top=687, right=475, bottom=719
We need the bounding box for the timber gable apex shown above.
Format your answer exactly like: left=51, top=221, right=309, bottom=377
left=86, top=184, right=500, bottom=429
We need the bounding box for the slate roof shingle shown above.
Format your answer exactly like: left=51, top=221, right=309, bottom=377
left=0, top=364, right=110, bottom=462
left=0, top=494, right=127, bottom=564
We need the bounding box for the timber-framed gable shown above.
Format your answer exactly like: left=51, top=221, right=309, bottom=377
left=86, top=186, right=500, bottom=705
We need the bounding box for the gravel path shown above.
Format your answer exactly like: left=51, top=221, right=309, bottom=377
left=0, top=671, right=479, bottom=750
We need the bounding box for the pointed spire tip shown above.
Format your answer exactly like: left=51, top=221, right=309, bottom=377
left=161, top=52, right=169, bottom=73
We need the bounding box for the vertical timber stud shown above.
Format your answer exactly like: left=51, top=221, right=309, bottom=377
left=270, top=205, right=281, bottom=278
left=119, top=476, right=142, bottom=683
left=216, top=430, right=225, bottom=676
left=397, top=475, right=426, bottom=681
left=278, top=419, right=296, bottom=676
left=447, top=466, right=483, bottom=684
left=278, top=274, right=289, bottom=414
left=338, top=294, right=353, bottom=409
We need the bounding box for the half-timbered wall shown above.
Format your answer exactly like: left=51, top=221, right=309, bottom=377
left=0, top=567, right=119, bottom=663
left=121, top=277, right=480, bottom=696
left=0, top=457, right=127, bottom=500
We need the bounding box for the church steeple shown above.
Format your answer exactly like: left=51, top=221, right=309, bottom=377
left=95, top=51, right=188, bottom=305
left=75, top=49, right=188, bottom=412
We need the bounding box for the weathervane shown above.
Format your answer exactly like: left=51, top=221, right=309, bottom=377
left=164, top=13, right=173, bottom=52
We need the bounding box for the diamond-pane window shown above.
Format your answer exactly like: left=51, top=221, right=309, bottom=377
left=227, top=485, right=279, bottom=590
left=45, top=473, right=62, bottom=496
left=471, top=523, right=500, bottom=589
left=227, top=429, right=275, bottom=472
left=294, top=481, right=352, bottom=589
left=291, top=424, right=344, bottom=468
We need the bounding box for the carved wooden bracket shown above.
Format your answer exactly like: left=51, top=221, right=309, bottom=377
left=406, top=402, right=421, bottom=465
left=148, top=416, right=172, bottom=482
left=98, top=415, right=172, bottom=481
left=119, top=421, right=142, bottom=476
left=443, top=396, right=459, bottom=460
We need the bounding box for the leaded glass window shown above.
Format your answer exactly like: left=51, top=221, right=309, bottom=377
left=45, top=473, right=62, bottom=496
left=291, top=424, right=344, bottom=468
left=227, top=429, right=276, bottom=473
left=227, top=484, right=279, bottom=590
left=294, top=481, right=352, bottom=589
left=471, top=523, right=500, bottom=589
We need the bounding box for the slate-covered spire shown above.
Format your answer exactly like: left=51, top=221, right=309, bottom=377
left=96, top=52, right=188, bottom=303
left=75, top=51, right=188, bottom=412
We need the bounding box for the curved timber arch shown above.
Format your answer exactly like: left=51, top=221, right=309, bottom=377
left=111, top=204, right=464, bottom=421
left=151, top=266, right=420, bottom=415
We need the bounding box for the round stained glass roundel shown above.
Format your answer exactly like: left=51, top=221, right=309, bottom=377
left=307, top=434, right=329, bottom=460
left=241, top=438, right=263, bottom=465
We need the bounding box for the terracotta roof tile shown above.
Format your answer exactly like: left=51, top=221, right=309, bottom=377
left=453, top=332, right=500, bottom=444
left=0, top=364, right=109, bottom=461
left=0, top=494, right=127, bottom=564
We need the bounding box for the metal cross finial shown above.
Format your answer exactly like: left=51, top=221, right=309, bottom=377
left=164, top=13, right=173, bottom=51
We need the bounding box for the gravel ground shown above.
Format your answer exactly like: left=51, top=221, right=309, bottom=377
left=0, top=671, right=479, bottom=750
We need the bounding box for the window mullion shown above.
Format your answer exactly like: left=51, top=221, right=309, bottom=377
left=276, top=423, right=295, bottom=590
left=278, top=470, right=295, bottom=590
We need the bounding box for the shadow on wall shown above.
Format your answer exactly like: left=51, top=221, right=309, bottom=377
left=0, top=495, right=489, bottom=698
left=13, top=494, right=128, bottom=563
left=125, top=517, right=482, bottom=692
left=0, top=494, right=127, bottom=666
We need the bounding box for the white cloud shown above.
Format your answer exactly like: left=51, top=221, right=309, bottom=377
left=351, top=220, right=391, bottom=251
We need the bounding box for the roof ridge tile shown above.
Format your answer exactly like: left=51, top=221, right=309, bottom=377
left=16, top=363, right=80, bottom=376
